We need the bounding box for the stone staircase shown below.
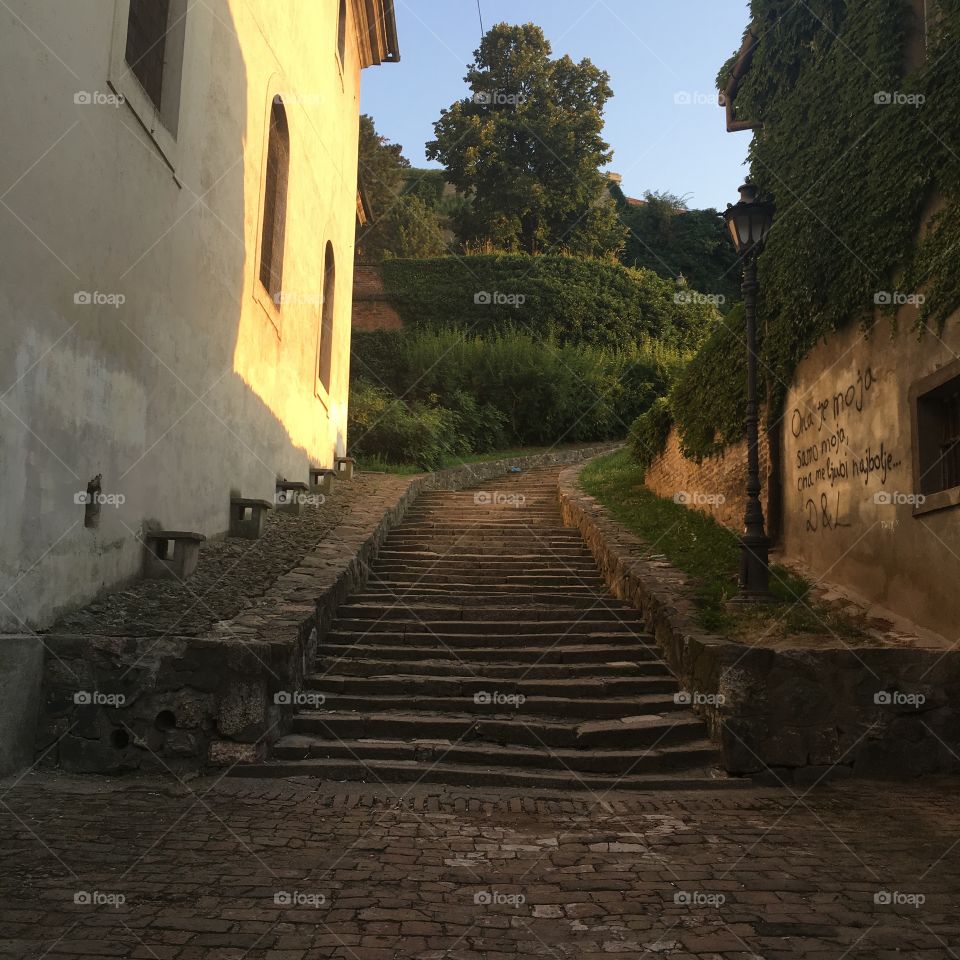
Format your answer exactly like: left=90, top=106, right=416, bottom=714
left=243, top=467, right=738, bottom=789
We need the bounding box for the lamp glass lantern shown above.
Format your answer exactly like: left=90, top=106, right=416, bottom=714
left=724, top=183, right=775, bottom=254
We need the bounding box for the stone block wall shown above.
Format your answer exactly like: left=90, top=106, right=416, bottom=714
left=352, top=262, right=403, bottom=331
left=559, top=461, right=960, bottom=783
left=643, top=426, right=771, bottom=533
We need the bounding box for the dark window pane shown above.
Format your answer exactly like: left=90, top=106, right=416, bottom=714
left=125, top=0, right=170, bottom=110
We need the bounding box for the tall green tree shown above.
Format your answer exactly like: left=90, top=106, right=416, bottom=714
left=426, top=23, right=625, bottom=258
left=357, top=115, right=446, bottom=260
left=357, top=114, right=408, bottom=218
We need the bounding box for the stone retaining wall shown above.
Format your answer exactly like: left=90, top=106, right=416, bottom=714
left=37, top=445, right=616, bottom=775
left=558, top=461, right=960, bottom=783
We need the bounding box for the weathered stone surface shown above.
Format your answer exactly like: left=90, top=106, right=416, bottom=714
left=0, top=773, right=958, bottom=958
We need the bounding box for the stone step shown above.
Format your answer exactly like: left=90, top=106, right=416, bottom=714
left=333, top=604, right=645, bottom=623
left=288, top=692, right=686, bottom=720
left=349, top=590, right=613, bottom=607
left=330, top=618, right=649, bottom=636
left=321, top=639, right=662, bottom=662
left=305, top=673, right=680, bottom=698
left=368, top=563, right=606, bottom=590
left=269, top=734, right=718, bottom=775
left=315, top=656, right=672, bottom=680
left=231, top=757, right=744, bottom=791
left=370, top=561, right=602, bottom=574
left=375, top=550, right=594, bottom=562
left=291, top=709, right=705, bottom=749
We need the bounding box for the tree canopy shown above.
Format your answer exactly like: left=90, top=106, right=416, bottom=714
left=426, top=23, right=625, bottom=258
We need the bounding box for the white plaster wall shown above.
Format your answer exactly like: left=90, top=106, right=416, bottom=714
left=0, top=0, right=367, bottom=630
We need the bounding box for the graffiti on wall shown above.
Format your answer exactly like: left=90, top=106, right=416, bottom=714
left=789, top=367, right=904, bottom=533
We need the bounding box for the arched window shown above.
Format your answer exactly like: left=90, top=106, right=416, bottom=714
left=337, top=0, right=347, bottom=64
left=318, top=243, right=336, bottom=392
left=259, top=96, right=290, bottom=305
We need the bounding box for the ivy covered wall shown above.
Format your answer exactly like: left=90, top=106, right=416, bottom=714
left=723, top=0, right=960, bottom=415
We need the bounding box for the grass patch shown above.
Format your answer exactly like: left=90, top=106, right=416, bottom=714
left=580, top=450, right=865, bottom=643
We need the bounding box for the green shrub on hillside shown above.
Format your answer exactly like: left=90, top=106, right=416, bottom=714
left=628, top=397, right=674, bottom=471
left=347, top=381, right=462, bottom=470
left=351, top=328, right=688, bottom=451
left=668, top=304, right=748, bottom=462
left=379, top=254, right=718, bottom=351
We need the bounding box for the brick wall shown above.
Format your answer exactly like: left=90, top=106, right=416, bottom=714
left=352, top=262, right=403, bottom=332
left=644, top=425, right=771, bottom=533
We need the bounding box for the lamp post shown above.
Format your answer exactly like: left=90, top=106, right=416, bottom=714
left=723, top=182, right=775, bottom=602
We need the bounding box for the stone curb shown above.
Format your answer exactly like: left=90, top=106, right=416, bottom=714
left=557, top=459, right=960, bottom=783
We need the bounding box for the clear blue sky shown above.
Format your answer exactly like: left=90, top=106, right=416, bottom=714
left=361, top=0, right=753, bottom=211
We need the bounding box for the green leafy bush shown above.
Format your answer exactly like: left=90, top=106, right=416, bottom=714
left=349, top=328, right=690, bottom=464
left=379, top=254, right=718, bottom=351
left=628, top=397, right=674, bottom=471
left=347, top=381, right=461, bottom=470
left=668, top=305, right=748, bottom=462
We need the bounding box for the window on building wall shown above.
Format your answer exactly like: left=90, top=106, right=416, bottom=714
left=259, top=97, right=290, bottom=306
left=318, top=244, right=336, bottom=393
left=914, top=369, right=960, bottom=496
left=337, top=0, right=347, bottom=64
left=123, top=0, right=186, bottom=133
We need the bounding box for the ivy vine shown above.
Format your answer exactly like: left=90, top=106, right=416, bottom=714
left=667, top=0, right=960, bottom=463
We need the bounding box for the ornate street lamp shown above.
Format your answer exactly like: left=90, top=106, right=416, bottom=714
left=724, top=182, right=775, bottom=602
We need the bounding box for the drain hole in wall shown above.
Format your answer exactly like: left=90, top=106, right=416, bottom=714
left=110, top=729, right=130, bottom=750
left=154, top=710, right=176, bottom=731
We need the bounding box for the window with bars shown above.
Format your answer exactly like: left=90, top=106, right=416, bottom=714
left=915, top=373, right=960, bottom=496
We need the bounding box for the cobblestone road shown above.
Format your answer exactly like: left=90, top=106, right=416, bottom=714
left=1, top=774, right=959, bottom=958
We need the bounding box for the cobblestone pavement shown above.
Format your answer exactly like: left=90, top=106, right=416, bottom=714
left=1, top=774, right=959, bottom=958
